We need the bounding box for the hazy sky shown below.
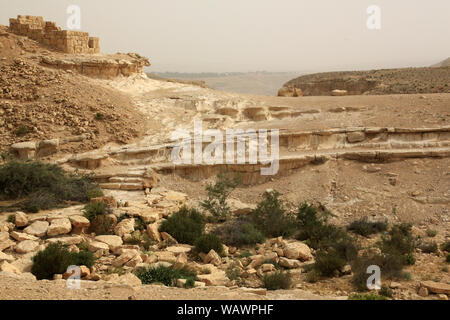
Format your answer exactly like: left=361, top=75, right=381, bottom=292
left=1, top=0, right=449, bottom=73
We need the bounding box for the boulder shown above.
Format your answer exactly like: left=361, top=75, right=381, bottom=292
left=0, top=251, right=14, bottom=262
left=47, top=218, right=72, bottom=236
left=36, top=139, right=59, bottom=157
left=24, top=221, right=49, bottom=237
left=331, top=89, right=348, bottom=96
left=69, top=215, right=90, bottom=228
left=166, top=246, right=192, bottom=255
left=46, top=236, right=83, bottom=245
left=156, top=251, right=177, bottom=264
left=261, top=264, right=276, bottom=272
left=278, top=257, right=302, bottom=269
left=0, top=261, right=21, bottom=274
left=112, top=250, right=139, bottom=267
left=14, top=212, right=29, bottom=227
left=420, top=281, right=450, bottom=295
left=88, top=241, right=110, bottom=253
left=146, top=223, right=161, bottom=242
left=11, top=252, right=34, bottom=273
left=347, top=131, right=366, bottom=143
left=114, top=218, right=135, bottom=237
left=203, top=250, right=222, bottom=266
left=247, top=255, right=264, bottom=269
left=15, top=240, right=39, bottom=254
left=284, top=242, right=313, bottom=261
left=117, top=273, right=142, bottom=286
left=95, top=235, right=123, bottom=250
left=196, top=270, right=228, bottom=286
left=10, top=231, right=38, bottom=242
left=163, top=191, right=188, bottom=203
left=11, top=141, right=36, bottom=160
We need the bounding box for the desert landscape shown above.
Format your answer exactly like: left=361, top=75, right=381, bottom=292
left=0, top=14, right=449, bottom=302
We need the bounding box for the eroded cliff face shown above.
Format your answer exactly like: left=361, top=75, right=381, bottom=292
left=286, top=78, right=378, bottom=96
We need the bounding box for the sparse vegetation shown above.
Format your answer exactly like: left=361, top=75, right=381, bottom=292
left=348, top=218, right=388, bottom=237
left=16, top=125, right=30, bottom=136
left=419, top=241, right=438, bottom=254
left=7, top=214, right=15, bottom=224
left=213, top=218, right=265, bottom=247
left=31, top=242, right=95, bottom=280
left=0, top=161, right=103, bottom=212
left=135, top=264, right=196, bottom=286
left=83, top=202, right=113, bottom=235
left=440, top=241, right=450, bottom=252
left=251, top=190, right=296, bottom=238
left=348, top=292, right=388, bottom=300
left=194, top=234, right=224, bottom=256
left=225, top=263, right=241, bottom=282
left=262, top=271, right=292, bottom=290
left=200, top=173, right=240, bottom=222
left=426, top=229, right=437, bottom=237
left=159, top=206, right=205, bottom=244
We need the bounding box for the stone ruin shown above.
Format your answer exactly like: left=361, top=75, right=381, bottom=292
left=9, top=15, right=100, bottom=54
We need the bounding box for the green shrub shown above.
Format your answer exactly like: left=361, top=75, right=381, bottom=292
left=441, top=241, right=450, bottom=252
left=7, top=214, right=15, bottom=224
left=305, top=269, right=321, bottom=283
left=83, top=202, right=109, bottom=221
left=31, top=242, right=94, bottom=280
left=348, top=218, right=388, bottom=237
left=446, top=254, right=450, bottom=263
left=348, top=292, right=388, bottom=300
left=213, top=219, right=265, bottom=247
left=239, top=250, right=252, bottom=258
left=200, top=173, right=240, bottom=222
left=135, top=264, right=196, bottom=286
left=0, top=161, right=102, bottom=212
left=184, top=277, right=196, bottom=288
left=262, top=271, right=292, bottom=290
left=159, top=206, right=205, bottom=244
left=314, top=249, right=348, bottom=277
left=95, top=112, right=104, bottom=120
left=16, top=125, right=29, bottom=136
left=194, top=234, right=224, bottom=255
left=251, top=190, right=296, bottom=238
left=77, top=241, right=90, bottom=252
left=426, top=229, right=437, bottom=237
left=379, top=223, right=416, bottom=265
left=379, top=285, right=393, bottom=298
left=419, top=241, right=438, bottom=254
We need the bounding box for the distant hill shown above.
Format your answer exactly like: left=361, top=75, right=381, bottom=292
left=152, top=71, right=303, bottom=96
left=431, top=57, right=450, bottom=67
left=283, top=67, right=450, bottom=96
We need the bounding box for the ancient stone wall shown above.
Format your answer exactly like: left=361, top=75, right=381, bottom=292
left=9, top=15, right=100, bottom=54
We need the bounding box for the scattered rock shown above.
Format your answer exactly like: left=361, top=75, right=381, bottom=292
left=24, top=221, right=49, bottom=237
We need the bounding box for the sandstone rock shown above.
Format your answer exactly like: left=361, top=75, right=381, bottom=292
left=36, top=139, right=59, bottom=157
left=47, top=218, right=72, bottom=236
left=95, top=235, right=123, bottom=250
left=284, top=242, right=313, bottom=261
left=112, top=250, right=139, bottom=267
left=0, top=251, right=14, bottom=262
left=114, top=218, right=135, bottom=237
left=173, top=252, right=188, bottom=269
left=125, top=255, right=143, bottom=268
left=166, top=246, right=192, bottom=255
left=160, top=232, right=177, bottom=243
left=90, top=196, right=117, bottom=208
left=261, top=264, right=276, bottom=272
left=420, top=281, right=450, bottom=295
left=203, top=250, right=222, bottom=266
left=14, top=212, right=29, bottom=227
left=156, top=251, right=177, bottom=264
left=117, top=273, right=142, bottom=286
left=24, top=221, right=49, bottom=237
left=197, top=270, right=228, bottom=286
left=347, top=131, right=366, bottom=143
left=10, top=231, right=38, bottom=242
left=46, top=236, right=83, bottom=245
left=69, top=215, right=90, bottom=228
left=163, top=191, right=188, bottom=203
left=437, top=294, right=448, bottom=300
left=0, top=261, right=21, bottom=274
left=11, top=141, right=36, bottom=160
left=146, top=223, right=161, bottom=242
left=0, top=231, right=9, bottom=243
left=11, top=253, right=34, bottom=273
left=264, top=252, right=278, bottom=262
left=331, top=89, right=348, bottom=96
left=88, top=241, right=110, bottom=253
left=247, top=255, right=264, bottom=269
left=278, top=257, right=302, bottom=269
left=15, top=240, right=39, bottom=254
left=240, top=288, right=267, bottom=296
left=0, top=239, right=16, bottom=252
left=228, top=199, right=255, bottom=216
left=418, top=286, right=429, bottom=297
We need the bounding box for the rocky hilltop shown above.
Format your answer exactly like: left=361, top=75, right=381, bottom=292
left=280, top=66, right=450, bottom=96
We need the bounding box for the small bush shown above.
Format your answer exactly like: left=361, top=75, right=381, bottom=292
left=95, top=112, right=104, bottom=120
left=83, top=202, right=109, bottom=221
left=159, top=206, right=205, bottom=244
left=348, top=292, right=388, bottom=300
left=262, top=271, right=292, bottom=290
left=200, top=173, right=240, bottom=222
left=213, top=219, right=265, bottom=247
left=194, top=234, right=224, bottom=255
left=16, top=125, right=29, bottom=136
left=251, top=190, right=296, bottom=238
left=184, top=277, right=195, bottom=288
left=379, top=285, right=393, bottom=298
left=305, top=269, right=321, bottom=283
left=135, top=264, right=196, bottom=286
left=419, top=241, right=438, bottom=254
left=77, top=241, right=90, bottom=252
left=314, top=249, right=348, bottom=277
left=239, top=250, right=252, bottom=258
left=348, top=218, right=388, bottom=237
left=441, top=241, right=450, bottom=252
left=7, top=214, right=15, bottom=224
left=446, top=254, right=450, bottom=263
left=31, top=242, right=94, bottom=280
left=426, top=229, right=437, bottom=237
left=380, top=223, right=416, bottom=264
left=0, top=161, right=102, bottom=212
